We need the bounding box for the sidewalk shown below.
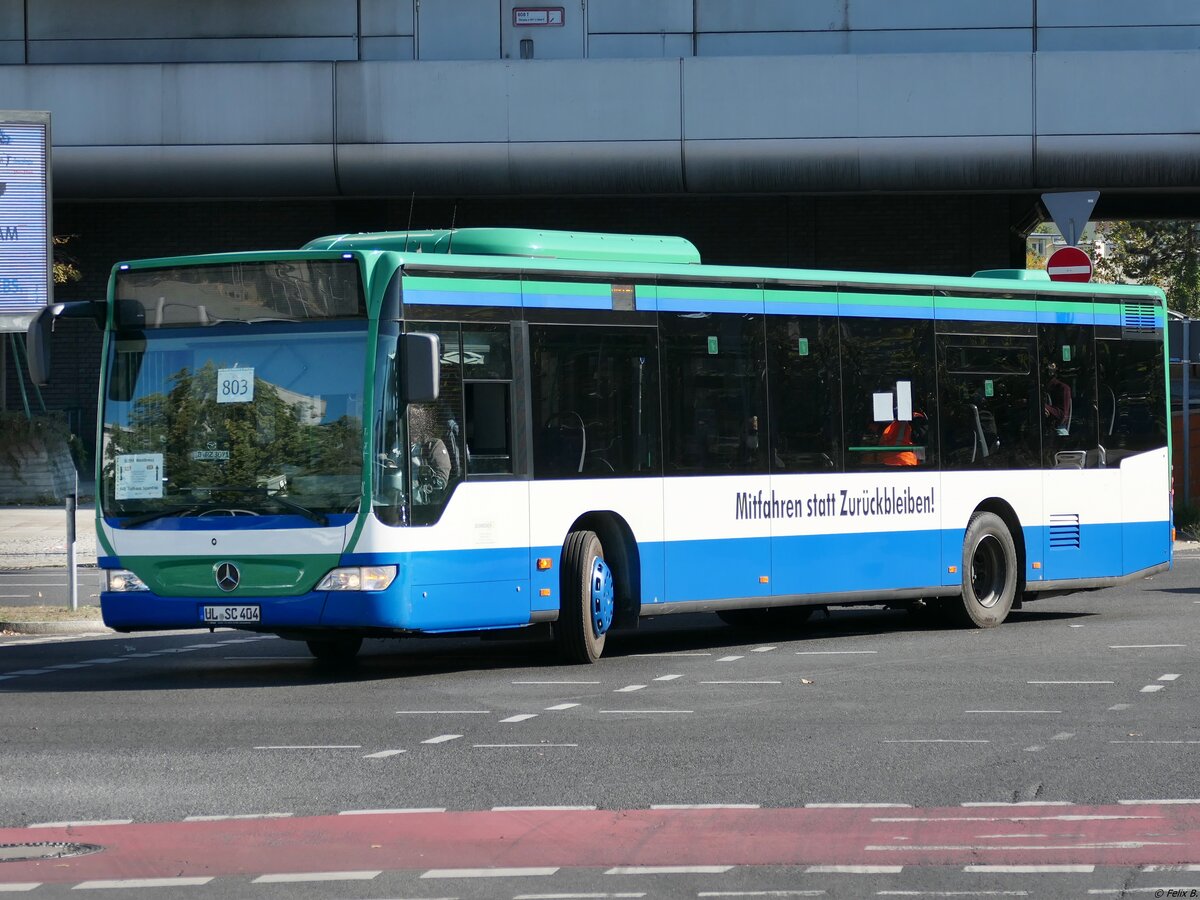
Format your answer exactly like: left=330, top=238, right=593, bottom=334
left=0, top=503, right=98, bottom=572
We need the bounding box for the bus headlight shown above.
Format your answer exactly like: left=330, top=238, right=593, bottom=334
left=316, top=565, right=397, bottom=592
left=106, top=569, right=150, bottom=592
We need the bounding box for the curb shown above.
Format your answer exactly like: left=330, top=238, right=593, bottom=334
left=0, top=620, right=110, bottom=635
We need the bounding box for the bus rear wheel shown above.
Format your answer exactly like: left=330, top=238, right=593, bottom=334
left=306, top=636, right=363, bottom=662
left=955, top=512, right=1017, bottom=628
left=556, top=530, right=612, bottom=664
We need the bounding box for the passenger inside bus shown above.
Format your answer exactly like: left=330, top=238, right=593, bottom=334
left=879, top=410, right=927, bottom=467
left=1044, top=362, right=1073, bottom=436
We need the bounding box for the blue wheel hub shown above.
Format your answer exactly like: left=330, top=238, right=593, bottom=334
left=589, top=555, right=615, bottom=637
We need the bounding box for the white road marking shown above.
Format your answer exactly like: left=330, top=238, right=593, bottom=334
left=751, top=646, right=777, bottom=652
left=1108, top=704, right=1131, bottom=711
left=1087, top=889, right=1200, bottom=896
left=254, top=745, right=360, bottom=750
left=397, top=710, right=490, bottom=715
left=650, top=803, right=761, bottom=809
left=7, top=669, right=52, bottom=675
left=1140, top=684, right=1165, bottom=692
left=501, top=714, right=539, bottom=722
left=653, top=675, right=682, bottom=682
left=545, top=703, right=581, bottom=711
left=700, top=892, right=825, bottom=898
left=517, top=894, right=647, bottom=899
left=631, top=652, right=712, bottom=657
left=29, top=819, right=132, bottom=828
left=795, top=650, right=877, bottom=655
left=338, top=807, right=446, bottom=815
left=615, top=685, right=646, bottom=693
left=878, top=893, right=1028, bottom=897
left=1023, top=746, right=1044, bottom=752
left=184, top=813, right=291, bottom=821
left=473, top=743, right=578, bottom=748
left=717, top=655, right=744, bottom=662
left=873, top=842, right=1180, bottom=851
left=72, top=877, right=214, bottom=889
left=1109, top=644, right=1186, bottom=649
left=513, top=681, right=600, bottom=685
left=492, top=805, right=597, bottom=811
left=805, top=866, right=903, bottom=874
left=363, top=749, right=407, bottom=759
left=422, top=734, right=462, bottom=744
left=1159, top=673, right=1181, bottom=681
left=1118, top=799, right=1200, bottom=805
left=804, top=803, right=912, bottom=809
left=1110, top=740, right=1200, bottom=744
left=606, top=865, right=733, bottom=875
left=0, top=884, right=40, bottom=892
left=701, top=680, right=781, bottom=685
left=1141, top=863, right=1200, bottom=869
left=963, top=865, right=1094, bottom=873
left=253, top=871, right=380, bottom=883
left=1027, top=681, right=1113, bottom=685
left=1051, top=732, right=1075, bottom=741
left=422, top=867, right=559, bottom=878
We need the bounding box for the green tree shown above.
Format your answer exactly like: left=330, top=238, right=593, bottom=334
left=1094, top=221, right=1200, bottom=315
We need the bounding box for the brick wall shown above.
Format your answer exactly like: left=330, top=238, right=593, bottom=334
left=9, top=193, right=1032, bottom=464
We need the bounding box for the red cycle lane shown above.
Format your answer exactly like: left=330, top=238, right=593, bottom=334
left=1, top=803, right=1197, bottom=884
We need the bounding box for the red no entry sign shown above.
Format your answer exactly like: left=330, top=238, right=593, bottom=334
left=1046, top=245, right=1093, bottom=283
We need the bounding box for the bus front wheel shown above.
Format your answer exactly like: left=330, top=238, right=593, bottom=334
left=956, top=512, right=1017, bottom=628
left=556, top=530, right=612, bottom=664
left=306, top=636, right=363, bottom=662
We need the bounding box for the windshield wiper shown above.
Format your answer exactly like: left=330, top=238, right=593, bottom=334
left=189, top=486, right=329, bottom=527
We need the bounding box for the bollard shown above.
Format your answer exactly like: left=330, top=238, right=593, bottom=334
left=66, top=475, right=78, bottom=612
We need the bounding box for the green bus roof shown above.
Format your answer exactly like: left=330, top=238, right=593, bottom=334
left=302, top=227, right=702, bottom=266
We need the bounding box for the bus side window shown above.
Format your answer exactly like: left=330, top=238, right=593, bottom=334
left=407, top=323, right=465, bottom=525
left=461, top=325, right=514, bottom=476
left=1038, top=324, right=1098, bottom=467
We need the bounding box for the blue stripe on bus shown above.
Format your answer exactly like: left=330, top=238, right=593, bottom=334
left=403, top=288, right=519, bottom=308
left=933, top=307, right=1038, bottom=324
left=657, top=298, right=764, bottom=315
left=1036, top=309, right=1095, bottom=325
left=764, top=301, right=840, bottom=317
left=522, top=292, right=612, bottom=310
left=104, top=520, right=1169, bottom=634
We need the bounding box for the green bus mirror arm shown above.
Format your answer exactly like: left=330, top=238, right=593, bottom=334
left=26, top=301, right=107, bottom=386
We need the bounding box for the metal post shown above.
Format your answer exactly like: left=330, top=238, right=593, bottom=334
left=1184, top=323, right=1192, bottom=509
left=66, top=471, right=78, bottom=611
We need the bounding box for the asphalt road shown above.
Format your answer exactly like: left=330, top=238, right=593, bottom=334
left=0, top=554, right=1197, bottom=899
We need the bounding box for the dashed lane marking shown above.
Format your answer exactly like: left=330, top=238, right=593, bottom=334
left=1051, top=732, right=1075, bottom=741
left=614, top=685, right=646, bottom=692
left=605, top=866, right=733, bottom=875
left=700, top=892, right=825, bottom=898
left=474, top=743, right=578, bottom=748
left=1118, top=799, right=1200, bottom=805
left=963, top=865, right=1094, bottom=873
left=653, top=674, right=682, bottom=681
left=717, top=655, right=744, bottom=662
left=492, top=805, right=597, bottom=811
left=1140, top=685, right=1165, bottom=693
left=1110, top=739, right=1200, bottom=744
left=337, top=807, right=446, bottom=815
left=513, top=681, right=600, bottom=685
left=795, top=650, right=877, bottom=655
left=1108, top=704, right=1131, bottom=711
left=1027, top=681, right=1113, bottom=685
left=252, top=871, right=380, bottom=883
left=29, top=819, right=132, bottom=828
left=397, top=710, right=491, bottom=715
left=500, top=714, right=539, bottom=722
left=883, top=740, right=989, bottom=744
left=877, top=893, right=1028, bottom=897
left=631, top=652, right=712, bottom=657
left=545, top=703, right=580, bottom=711
left=73, top=877, right=214, bottom=889
left=363, top=749, right=407, bottom=759
left=650, top=804, right=760, bottom=810
left=1023, top=746, right=1045, bottom=752
left=804, top=803, right=912, bottom=809
left=1159, top=673, right=1181, bottom=681
left=0, top=884, right=40, bottom=892
left=517, top=893, right=647, bottom=899
left=1109, top=644, right=1186, bottom=649
left=422, top=734, right=463, bottom=744
left=751, top=646, right=777, bottom=652
left=964, top=710, right=1061, bottom=714
left=184, top=813, right=291, bottom=821
left=422, top=868, right=559, bottom=878
left=598, top=709, right=693, bottom=714
left=960, top=802, right=1074, bottom=807
left=254, top=745, right=361, bottom=750
left=804, top=866, right=903, bottom=874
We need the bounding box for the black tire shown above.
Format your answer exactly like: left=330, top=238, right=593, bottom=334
left=555, top=530, right=611, bottom=664
left=306, top=636, right=363, bottom=662
left=954, top=512, right=1018, bottom=628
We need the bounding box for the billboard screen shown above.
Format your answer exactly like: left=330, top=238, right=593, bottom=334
left=0, top=111, right=50, bottom=329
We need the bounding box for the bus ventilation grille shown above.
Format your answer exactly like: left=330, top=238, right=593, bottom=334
left=1049, top=513, right=1081, bottom=549
left=1121, top=303, right=1159, bottom=340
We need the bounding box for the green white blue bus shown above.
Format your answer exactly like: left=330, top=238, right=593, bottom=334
left=30, top=228, right=1172, bottom=663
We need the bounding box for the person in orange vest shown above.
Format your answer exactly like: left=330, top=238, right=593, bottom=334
left=880, top=411, right=926, bottom=466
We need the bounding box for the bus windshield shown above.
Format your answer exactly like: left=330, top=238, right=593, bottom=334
left=100, top=321, right=367, bottom=524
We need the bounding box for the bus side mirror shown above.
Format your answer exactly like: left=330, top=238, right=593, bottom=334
left=401, top=332, right=440, bottom=403
left=25, top=301, right=106, bottom=386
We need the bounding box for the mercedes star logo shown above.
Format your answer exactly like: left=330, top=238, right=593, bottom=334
left=214, top=562, right=240, bottom=592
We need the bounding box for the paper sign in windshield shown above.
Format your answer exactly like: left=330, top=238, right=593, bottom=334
left=217, top=367, right=254, bottom=404
left=115, top=453, right=163, bottom=499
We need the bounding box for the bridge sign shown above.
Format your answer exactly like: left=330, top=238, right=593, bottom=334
left=1046, top=245, right=1092, bottom=283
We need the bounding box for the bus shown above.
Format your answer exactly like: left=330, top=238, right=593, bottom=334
left=30, top=228, right=1172, bottom=663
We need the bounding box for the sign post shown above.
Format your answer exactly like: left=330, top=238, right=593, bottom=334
left=1046, top=245, right=1093, bottom=283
